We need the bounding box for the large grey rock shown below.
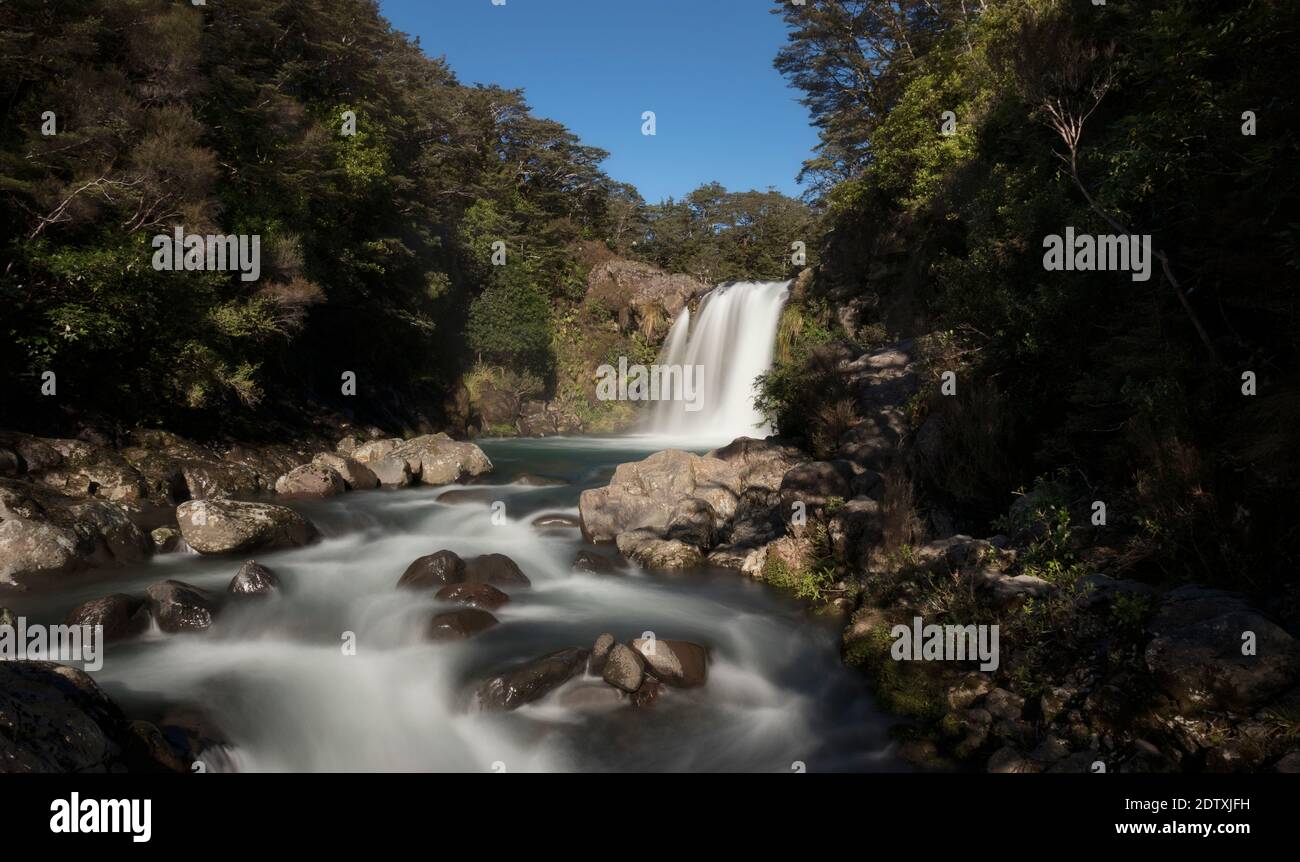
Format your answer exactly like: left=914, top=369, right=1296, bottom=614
left=602, top=643, right=646, bottom=692
left=615, top=529, right=705, bottom=569
left=389, top=434, right=493, bottom=486
left=312, top=452, right=379, bottom=490
left=175, top=499, right=318, bottom=555
left=0, top=519, right=82, bottom=585
left=588, top=633, right=616, bottom=676
left=631, top=638, right=708, bottom=688
left=274, top=462, right=345, bottom=498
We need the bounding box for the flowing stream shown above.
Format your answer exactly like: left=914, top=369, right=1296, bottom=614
left=5, top=281, right=902, bottom=772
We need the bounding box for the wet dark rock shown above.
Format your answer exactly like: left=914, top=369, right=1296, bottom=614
left=397, top=550, right=466, bottom=590
left=630, top=677, right=664, bottom=707
left=531, top=512, right=580, bottom=529
left=428, top=608, right=498, bottom=641
left=63, top=594, right=151, bottom=642
left=471, top=647, right=589, bottom=711
left=464, top=553, right=530, bottom=586
left=436, top=488, right=498, bottom=505
left=435, top=583, right=510, bottom=611
left=573, top=550, right=620, bottom=575
left=151, top=525, right=181, bottom=553
left=228, top=560, right=279, bottom=597
left=0, top=661, right=182, bottom=772
left=145, top=580, right=217, bottom=633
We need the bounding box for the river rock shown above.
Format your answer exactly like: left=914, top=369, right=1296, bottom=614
left=0, top=518, right=82, bottom=585
left=471, top=647, right=589, bottom=711
left=630, top=677, right=664, bottom=707
left=1145, top=587, right=1300, bottom=713
left=557, top=682, right=626, bottom=710
left=311, top=452, right=379, bottom=490
left=579, top=449, right=741, bottom=542
left=615, top=529, right=704, bottom=569
left=274, top=462, right=345, bottom=498
left=602, top=643, right=646, bottom=692
left=631, top=638, right=708, bottom=688
left=0, top=661, right=184, bottom=772
left=435, top=583, right=509, bottom=610
left=176, top=499, right=318, bottom=554
left=368, top=455, right=414, bottom=487
left=463, top=553, right=530, bottom=586
left=436, top=488, right=497, bottom=505
left=398, top=550, right=466, bottom=590
left=228, top=560, right=279, bottom=597
left=145, top=580, right=217, bottom=633
left=63, top=594, right=151, bottom=642
left=67, top=500, right=150, bottom=565
left=531, top=512, right=580, bottom=529
left=588, top=633, right=615, bottom=676
left=573, top=550, right=620, bottom=575
left=179, top=460, right=262, bottom=500
left=390, top=434, right=493, bottom=486
left=151, top=525, right=181, bottom=552
left=428, top=608, right=498, bottom=641
left=514, top=473, right=567, bottom=487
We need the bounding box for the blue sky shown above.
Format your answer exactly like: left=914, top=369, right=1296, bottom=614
left=377, top=0, right=817, bottom=204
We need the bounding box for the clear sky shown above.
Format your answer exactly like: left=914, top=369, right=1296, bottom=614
left=377, top=0, right=817, bottom=204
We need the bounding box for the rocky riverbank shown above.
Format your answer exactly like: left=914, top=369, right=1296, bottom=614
left=573, top=339, right=1300, bottom=773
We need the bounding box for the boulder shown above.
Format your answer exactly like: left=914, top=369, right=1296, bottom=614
left=588, top=633, right=616, bottom=676
left=428, top=608, right=498, bottom=641
left=351, top=439, right=402, bottom=464
left=616, top=529, right=705, bottom=569
left=663, top=498, right=720, bottom=548
left=397, top=550, right=466, bottom=590
left=63, top=594, right=151, bottom=643
left=176, top=499, right=318, bottom=555
left=517, top=400, right=557, bottom=437
left=463, top=553, right=530, bottom=586
left=151, top=526, right=181, bottom=553
left=631, top=638, right=708, bottom=688
left=779, top=461, right=853, bottom=529
left=435, top=583, right=510, bottom=611
left=471, top=647, right=589, bottom=711
left=1145, top=589, right=1300, bottom=714
left=578, top=449, right=742, bottom=542
left=390, top=434, right=493, bottom=486
left=0, top=518, right=81, bottom=585
left=531, top=513, right=580, bottom=529
left=274, top=462, right=346, bottom=498
left=602, top=643, right=646, bottom=692
left=368, top=455, right=414, bottom=487
left=573, top=550, right=621, bottom=575
left=0, top=661, right=184, bottom=772
left=67, top=500, right=150, bottom=565
left=179, top=460, right=261, bottom=500
left=228, top=560, right=279, bottom=597
left=145, top=580, right=217, bottom=633
left=476, top=387, right=519, bottom=426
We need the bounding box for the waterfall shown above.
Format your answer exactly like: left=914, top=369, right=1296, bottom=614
left=645, top=280, right=790, bottom=444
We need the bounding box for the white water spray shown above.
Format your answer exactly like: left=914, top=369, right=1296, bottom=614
left=646, top=281, right=790, bottom=444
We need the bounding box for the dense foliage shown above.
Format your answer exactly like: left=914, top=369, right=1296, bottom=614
left=766, top=0, right=1300, bottom=589
left=0, top=0, right=619, bottom=436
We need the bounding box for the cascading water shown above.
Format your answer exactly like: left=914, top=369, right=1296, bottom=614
left=646, top=281, right=790, bottom=444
